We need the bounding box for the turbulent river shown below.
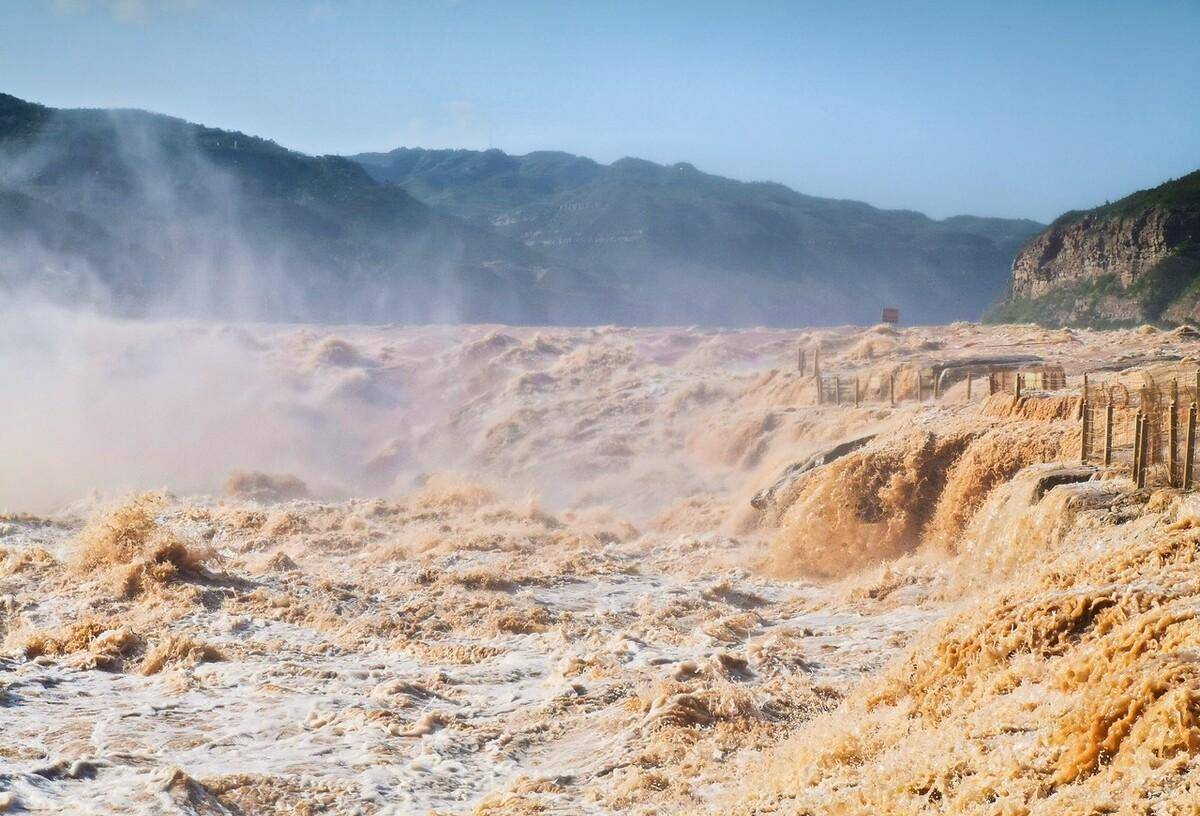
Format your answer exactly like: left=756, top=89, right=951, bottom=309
left=3, top=315, right=1199, bottom=813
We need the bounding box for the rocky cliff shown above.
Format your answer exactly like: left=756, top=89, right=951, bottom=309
left=990, top=170, right=1200, bottom=326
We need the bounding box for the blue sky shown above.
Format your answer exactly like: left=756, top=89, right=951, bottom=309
left=2, top=0, right=1198, bottom=222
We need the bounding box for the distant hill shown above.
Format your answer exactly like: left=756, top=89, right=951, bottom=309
left=355, top=147, right=1044, bottom=325
left=987, top=170, right=1200, bottom=327
left=0, top=92, right=1043, bottom=326
left=0, top=93, right=606, bottom=324
left=353, top=147, right=604, bottom=224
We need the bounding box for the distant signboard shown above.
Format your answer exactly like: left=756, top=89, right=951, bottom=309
left=881, top=307, right=900, bottom=325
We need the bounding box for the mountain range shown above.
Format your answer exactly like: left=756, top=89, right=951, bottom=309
left=1, top=92, right=1044, bottom=326
left=353, top=147, right=1044, bottom=325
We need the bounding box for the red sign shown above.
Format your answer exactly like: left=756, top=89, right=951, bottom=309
left=881, top=308, right=900, bottom=324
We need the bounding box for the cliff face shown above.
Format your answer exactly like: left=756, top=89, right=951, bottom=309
left=1012, top=209, right=1178, bottom=297
left=991, top=171, right=1200, bottom=327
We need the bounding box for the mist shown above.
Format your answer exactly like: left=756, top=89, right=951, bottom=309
left=0, top=299, right=428, bottom=511
left=0, top=97, right=567, bottom=329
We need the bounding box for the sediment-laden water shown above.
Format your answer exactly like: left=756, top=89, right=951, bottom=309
left=3, top=315, right=1198, bottom=813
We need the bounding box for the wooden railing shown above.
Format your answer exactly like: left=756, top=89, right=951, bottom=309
left=815, top=368, right=942, bottom=406
left=812, top=364, right=1064, bottom=406
left=1080, top=374, right=1200, bottom=489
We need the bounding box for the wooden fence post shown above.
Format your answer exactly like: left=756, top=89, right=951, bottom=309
left=1187, top=402, right=1197, bottom=490
left=1149, top=404, right=1157, bottom=466
left=1132, top=410, right=1141, bottom=473
left=813, top=346, right=821, bottom=380
left=1144, top=413, right=1153, bottom=488
left=934, top=370, right=940, bottom=400
left=1104, top=403, right=1113, bottom=466
left=918, top=372, right=925, bottom=403
left=1137, top=413, right=1149, bottom=489
left=798, top=347, right=806, bottom=375
left=1080, top=400, right=1090, bottom=464
left=817, top=377, right=823, bottom=406
left=1170, top=400, right=1178, bottom=486
left=854, top=377, right=860, bottom=408
left=889, top=373, right=896, bottom=407
left=1078, top=373, right=1089, bottom=419
left=1135, top=413, right=1144, bottom=488
left=1015, top=373, right=1023, bottom=399
left=1133, top=411, right=1144, bottom=487
left=966, top=372, right=972, bottom=401
left=835, top=376, right=841, bottom=406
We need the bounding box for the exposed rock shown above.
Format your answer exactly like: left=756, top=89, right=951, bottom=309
left=993, top=170, right=1200, bottom=327
left=1012, top=209, right=1181, bottom=303
left=1032, top=466, right=1096, bottom=502
left=750, top=435, right=876, bottom=510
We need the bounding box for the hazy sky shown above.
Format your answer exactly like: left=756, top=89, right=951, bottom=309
left=2, top=0, right=1198, bottom=222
